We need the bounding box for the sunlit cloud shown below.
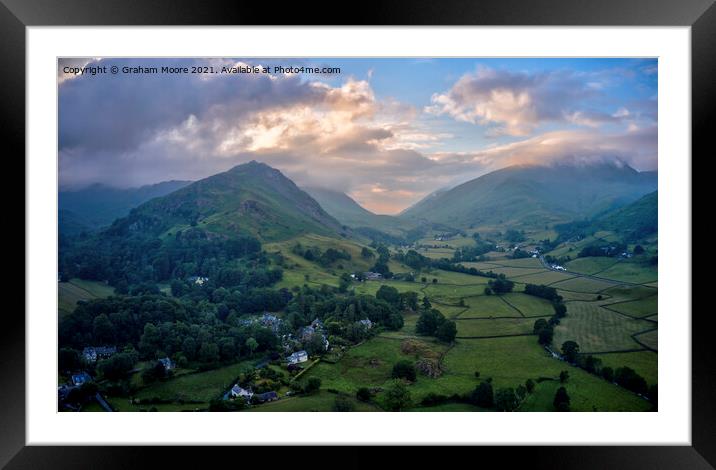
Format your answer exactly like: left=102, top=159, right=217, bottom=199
left=59, top=58, right=657, bottom=214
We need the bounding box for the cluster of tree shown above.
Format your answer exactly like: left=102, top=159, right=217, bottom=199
left=370, top=245, right=393, bottom=277
left=393, top=249, right=431, bottom=270
left=524, top=284, right=563, bottom=302
left=283, top=284, right=405, bottom=336
left=510, top=248, right=531, bottom=259
left=291, top=243, right=351, bottom=267
left=555, top=340, right=654, bottom=400
left=354, top=227, right=407, bottom=247
left=486, top=277, right=514, bottom=295
left=532, top=294, right=568, bottom=346
left=504, top=229, right=526, bottom=243
left=451, top=239, right=495, bottom=262
left=578, top=241, right=627, bottom=258
left=468, top=378, right=535, bottom=411
left=60, top=226, right=262, bottom=287
left=415, top=300, right=457, bottom=342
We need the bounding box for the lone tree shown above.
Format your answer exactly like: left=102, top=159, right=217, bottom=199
left=384, top=379, right=412, bottom=411
left=561, top=340, right=580, bottom=363
left=495, top=387, right=519, bottom=411
left=538, top=326, right=554, bottom=345
left=304, top=377, right=322, bottom=394
left=391, top=360, right=417, bottom=382
left=553, top=386, right=571, bottom=411
left=471, top=381, right=495, bottom=408
left=356, top=387, right=372, bottom=402
left=435, top=320, right=457, bottom=343
left=559, top=370, right=569, bottom=383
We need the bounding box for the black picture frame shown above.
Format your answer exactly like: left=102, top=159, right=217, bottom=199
left=4, top=0, right=712, bottom=467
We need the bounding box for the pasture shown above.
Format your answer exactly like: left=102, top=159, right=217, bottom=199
left=565, top=257, right=620, bottom=275
left=501, top=293, right=556, bottom=316
left=131, top=360, right=255, bottom=403
left=553, top=302, right=654, bottom=353
left=456, top=295, right=522, bottom=318
left=514, top=270, right=577, bottom=285
left=594, top=351, right=658, bottom=386
left=58, top=278, right=115, bottom=317
left=455, top=317, right=543, bottom=337
left=597, top=262, right=658, bottom=284
left=603, top=296, right=658, bottom=318
left=550, top=276, right=618, bottom=293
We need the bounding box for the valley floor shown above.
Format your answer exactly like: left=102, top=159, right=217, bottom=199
left=73, top=236, right=656, bottom=413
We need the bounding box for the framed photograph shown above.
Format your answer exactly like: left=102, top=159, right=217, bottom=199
left=6, top=0, right=712, bottom=466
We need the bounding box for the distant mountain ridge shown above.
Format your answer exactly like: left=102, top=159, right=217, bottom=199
left=59, top=180, right=192, bottom=235
left=399, top=162, right=657, bottom=229
left=302, top=186, right=413, bottom=236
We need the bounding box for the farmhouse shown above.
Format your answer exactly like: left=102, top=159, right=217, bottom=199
left=358, top=318, right=373, bottom=329
left=287, top=350, right=309, bottom=364
left=363, top=272, right=383, bottom=281
left=259, top=313, right=282, bottom=332
left=188, top=275, right=209, bottom=286
left=71, top=372, right=92, bottom=386
left=299, top=325, right=316, bottom=341
left=82, top=346, right=117, bottom=363
left=158, top=357, right=175, bottom=371
left=229, top=384, right=254, bottom=401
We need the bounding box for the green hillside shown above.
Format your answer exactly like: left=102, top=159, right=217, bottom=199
left=59, top=180, right=192, bottom=233
left=592, top=190, right=657, bottom=240
left=109, top=161, right=345, bottom=242
left=303, top=186, right=413, bottom=236
left=399, top=163, right=657, bottom=230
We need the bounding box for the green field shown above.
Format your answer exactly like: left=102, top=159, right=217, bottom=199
left=443, top=337, right=650, bottom=411
left=518, top=375, right=650, bottom=412
left=456, top=295, right=522, bottom=318
left=633, top=329, right=658, bottom=351
left=594, top=351, right=658, bottom=386
left=515, top=270, right=577, bottom=285
left=565, top=257, right=620, bottom=275
left=455, top=318, right=543, bottom=337
left=550, top=276, right=618, bottom=293
left=483, top=266, right=548, bottom=278
left=423, top=282, right=489, bottom=303
left=58, top=279, right=115, bottom=317
left=597, top=262, right=658, bottom=284
left=601, top=285, right=657, bottom=302
left=246, top=390, right=380, bottom=412
left=603, top=296, right=658, bottom=318
left=130, top=361, right=255, bottom=403
left=501, top=293, right=556, bottom=316
left=554, top=302, right=654, bottom=352
left=489, top=257, right=544, bottom=269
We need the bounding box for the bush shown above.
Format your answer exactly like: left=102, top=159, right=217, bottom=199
left=553, top=386, right=570, bottom=411
left=356, top=387, right=372, bottom=402
left=470, top=381, right=494, bottom=408
left=304, top=377, right=322, bottom=394
left=495, top=388, right=519, bottom=411
left=391, top=360, right=417, bottom=382
left=333, top=395, right=355, bottom=412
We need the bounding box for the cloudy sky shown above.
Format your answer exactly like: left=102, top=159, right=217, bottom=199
left=59, top=57, right=657, bottom=214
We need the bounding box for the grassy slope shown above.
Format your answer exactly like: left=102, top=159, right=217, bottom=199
left=58, top=279, right=115, bottom=317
